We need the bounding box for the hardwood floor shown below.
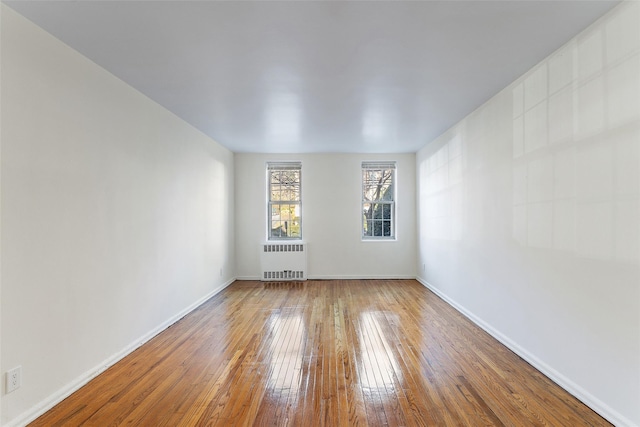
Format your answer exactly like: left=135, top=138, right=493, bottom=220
left=31, top=280, right=610, bottom=426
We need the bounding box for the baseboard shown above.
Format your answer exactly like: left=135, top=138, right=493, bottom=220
left=8, top=276, right=632, bottom=426
left=237, top=275, right=416, bottom=281
left=415, top=276, right=634, bottom=427
left=5, top=277, right=236, bottom=427
left=307, top=274, right=416, bottom=280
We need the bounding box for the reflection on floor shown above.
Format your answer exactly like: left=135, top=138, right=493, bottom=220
left=30, top=279, right=611, bottom=426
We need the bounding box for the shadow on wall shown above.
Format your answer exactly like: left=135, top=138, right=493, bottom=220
left=511, top=8, right=640, bottom=263
left=419, top=130, right=464, bottom=242
left=419, top=4, right=640, bottom=266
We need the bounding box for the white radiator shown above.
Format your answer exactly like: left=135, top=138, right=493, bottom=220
left=260, top=242, right=307, bottom=281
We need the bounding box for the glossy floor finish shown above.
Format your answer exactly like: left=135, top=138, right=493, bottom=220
left=31, top=280, right=610, bottom=426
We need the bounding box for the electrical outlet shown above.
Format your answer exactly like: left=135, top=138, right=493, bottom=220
left=422, top=263, right=426, bottom=272
left=6, top=366, right=21, bottom=393
left=219, top=268, right=223, bottom=277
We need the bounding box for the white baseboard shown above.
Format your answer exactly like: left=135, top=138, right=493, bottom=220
left=307, top=274, right=416, bottom=280
left=9, top=276, right=632, bottom=427
left=236, top=275, right=416, bottom=281
left=6, top=277, right=236, bottom=427
left=415, top=276, right=634, bottom=427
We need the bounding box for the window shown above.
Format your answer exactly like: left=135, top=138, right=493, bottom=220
left=268, top=162, right=302, bottom=240
left=362, top=162, right=396, bottom=239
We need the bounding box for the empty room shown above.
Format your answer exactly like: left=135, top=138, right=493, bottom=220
left=1, top=1, right=638, bottom=426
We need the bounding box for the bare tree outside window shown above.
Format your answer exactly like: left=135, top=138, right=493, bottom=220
left=362, top=162, right=396, bottom=239
left=268, top=162, right=302, bottom=240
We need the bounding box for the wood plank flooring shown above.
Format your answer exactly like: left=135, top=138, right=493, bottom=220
left=31, top=280, right=610, bottom=426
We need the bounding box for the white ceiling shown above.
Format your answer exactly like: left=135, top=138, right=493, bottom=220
left=4, top=1, right=619, bottom=153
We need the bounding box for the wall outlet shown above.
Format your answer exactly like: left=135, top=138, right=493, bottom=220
left=219, top=268, right=223, bottom=277
left=422, top=263, right=426, bottom=272
left=6, top=366, right=21, bottom=393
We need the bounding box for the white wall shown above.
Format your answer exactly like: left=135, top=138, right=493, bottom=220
left=416, top=2, right=640, bottom=426
left=236, top=153, right=416, bottom=280
left=0, top=6, right=235, bottom=426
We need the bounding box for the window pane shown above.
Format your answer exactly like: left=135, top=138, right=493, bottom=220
left=383, top=204, right=391, bottom=219
left=280, top=204, right=293, bottom=221
left=288, top=218, right=301, bottom=238
left=372, top=203, right=382, bottom=219
left=362, top=169, right=393, bottom=202
left=372, top=220, right=382, bottom=236
left=362, top=203, right=371, bottom=236
left=271, top=220, right=285, bottom=237
left=270, top=171, right=301, bottom=201
left=271, top=170, right=300, bottom=202
left=269, top=204, right=301, bottom=238
left=363, top=219, right=372, bottom=236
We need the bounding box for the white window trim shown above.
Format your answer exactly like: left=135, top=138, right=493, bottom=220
left=361, top=161, right=397, bottom=241
left=267, top=161, right=302, bottom=241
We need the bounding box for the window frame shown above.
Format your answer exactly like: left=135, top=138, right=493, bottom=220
left=267, top=161, right=302, bottom=241
left=361, top=161, right=396, bottom=241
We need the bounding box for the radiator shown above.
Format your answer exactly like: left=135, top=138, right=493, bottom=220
left=260, top=242, right=307, bottom=281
